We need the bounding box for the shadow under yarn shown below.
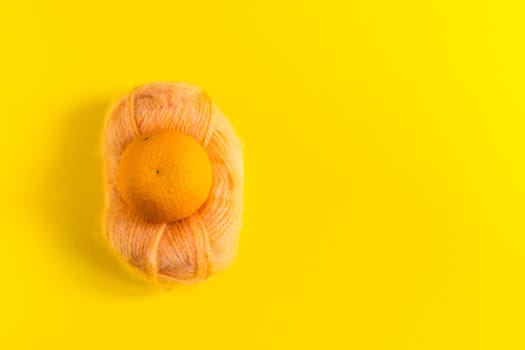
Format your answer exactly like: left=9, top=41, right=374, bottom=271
left=43, top=99, right=152, bottom=295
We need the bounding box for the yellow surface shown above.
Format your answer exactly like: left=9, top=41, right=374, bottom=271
left=1, top=1, right=524, bottom=349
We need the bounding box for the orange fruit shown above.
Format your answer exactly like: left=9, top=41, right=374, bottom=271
left=117, top=129, right=213, bottom=222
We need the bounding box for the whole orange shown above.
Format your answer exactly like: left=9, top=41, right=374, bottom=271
left=117, top=129, right=213, bottom=222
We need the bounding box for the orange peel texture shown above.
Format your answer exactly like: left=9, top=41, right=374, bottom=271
left=102, top=82, right=244, bottom=284
left=117, top=130, right=213, bottom=223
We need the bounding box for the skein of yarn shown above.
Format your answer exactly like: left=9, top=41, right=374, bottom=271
left=102, top=82, right=244, bottom=284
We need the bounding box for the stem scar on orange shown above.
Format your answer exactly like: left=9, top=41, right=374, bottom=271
left=117, top=129, right=213, bottom=223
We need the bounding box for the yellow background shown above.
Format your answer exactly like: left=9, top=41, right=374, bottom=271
left=1, top=1, right=524, bottom=348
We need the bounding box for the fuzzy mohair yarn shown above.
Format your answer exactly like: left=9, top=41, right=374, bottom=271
left=102, top=82, right=243, bottom=284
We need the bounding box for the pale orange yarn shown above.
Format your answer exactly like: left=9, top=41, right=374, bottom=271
left=102, top=82, right=243, bottom=284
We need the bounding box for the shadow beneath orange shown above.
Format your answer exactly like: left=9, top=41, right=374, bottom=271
left=43, top=99, right=154, bottom=296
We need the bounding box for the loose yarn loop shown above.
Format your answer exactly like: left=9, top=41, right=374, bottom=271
left=103, top=82, right=243, bottom=283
